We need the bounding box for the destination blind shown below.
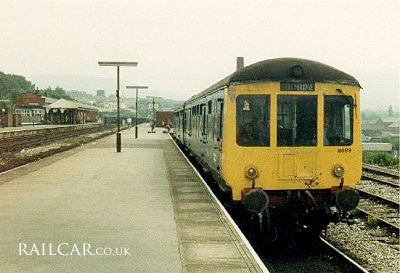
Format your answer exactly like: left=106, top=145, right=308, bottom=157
left=280, top=82, right=315, bottom=91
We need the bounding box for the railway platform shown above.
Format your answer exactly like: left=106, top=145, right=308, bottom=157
left=0, top=125, right=265, bottom=273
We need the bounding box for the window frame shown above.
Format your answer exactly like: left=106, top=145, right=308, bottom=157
left=236, top=94, right=271, bottom=147
left=324, top=95, right=354, bottom=146
left=277, top=95, right=318, bottom=147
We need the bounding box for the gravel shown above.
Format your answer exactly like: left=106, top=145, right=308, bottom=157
left=357, top=180, right=400, bottom=204
left=16, top=143, right=65, bottom=158
left=358, top=199, right=400, bottom=226
left=326, top=222, right=399, bottom=273
left=3, top=129, right=115, bottom=165
left=363, top=173, right=399, bottom=186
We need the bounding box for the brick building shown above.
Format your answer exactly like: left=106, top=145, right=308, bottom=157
left=14, top=92, right=46, bottom=125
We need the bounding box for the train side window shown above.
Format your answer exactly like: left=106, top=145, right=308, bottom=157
left=324, top=96, right=353, bottom=146
left=277, top=95, right=317, bottom=147
left=208, top=101, right=212, bottom=114
left=236, top=95, right=270, bottom=146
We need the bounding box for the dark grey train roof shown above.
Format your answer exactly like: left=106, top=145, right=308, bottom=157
left=187, top=58, right=361, bottom=103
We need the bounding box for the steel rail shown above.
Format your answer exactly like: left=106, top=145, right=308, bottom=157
left=362, top=164, right=399, bottom=180
left=0, top=126, right=119, bottom=175
left=319, top=237, right=370, bottom=273
left=361, top=173, right=399, bottom=188
left=0, top=126, right=113, bottom=153
left=356, top=208, right=399, bottom=235
left=357, top=189, right=399, bottom=211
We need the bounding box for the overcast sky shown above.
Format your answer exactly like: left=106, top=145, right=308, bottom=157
left=0, top=0, right=398, bottom=109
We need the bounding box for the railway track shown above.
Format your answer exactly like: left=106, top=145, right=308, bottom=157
left=362, top=164, right=399, bottom=188
left=0, top=125, right=120, bottom=174
left=0, top=125, right=114, bottom=153
left=257, top=236, right=369, bottom=273
left=357, top=164, right=400, bottom=235
left=356, top=189, right=399, bottom=235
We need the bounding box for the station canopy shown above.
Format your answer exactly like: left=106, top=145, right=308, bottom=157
left=46, top=99, right=98, bottom=113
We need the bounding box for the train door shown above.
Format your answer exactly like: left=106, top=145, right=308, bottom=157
left=188, top=108, right=192, bottom=146
left=182, top=109, right=186, bottom=143
left=277, top=95, right=318, bottom=180
left=201, top=104, right=207, bottom=144
left=215, top=99, right=224, bottom=172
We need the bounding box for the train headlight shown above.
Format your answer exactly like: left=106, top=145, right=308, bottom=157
left=333, top=164, right=345, bottom=177
left=245, top=166, right=258, bottom=179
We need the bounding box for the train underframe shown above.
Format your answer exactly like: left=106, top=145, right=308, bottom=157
left=208, top=169, right=357, bottom=244
left=232, top=189, right=342, bottom=244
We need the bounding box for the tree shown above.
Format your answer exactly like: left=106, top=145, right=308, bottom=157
left=37, top=86, right=72, bottom=100
left=0, top=71, right=35, bottom=110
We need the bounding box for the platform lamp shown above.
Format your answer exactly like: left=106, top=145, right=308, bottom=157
left=126, top=85, right=148, bottom=139
left=98, top=61, right=138, bottom=152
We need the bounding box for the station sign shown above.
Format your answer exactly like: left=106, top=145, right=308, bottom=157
left=148, top=104, right=159, bottom=109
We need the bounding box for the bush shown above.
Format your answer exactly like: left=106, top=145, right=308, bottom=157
left=366, top=215, right=379, bottom=229
left=363, top=151, right=399, bottom=169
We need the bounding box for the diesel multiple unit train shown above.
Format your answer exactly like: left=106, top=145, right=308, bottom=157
left=174, top=58, right=361, bottom=238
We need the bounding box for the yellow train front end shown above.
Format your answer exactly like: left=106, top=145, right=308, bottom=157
left=222, top=82, right=361, bottom=199
left=219, top=59, right=362, bottom=235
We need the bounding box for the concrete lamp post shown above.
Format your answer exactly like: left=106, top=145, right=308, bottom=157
left=126, top=85, right=148, bottom=139
left=98, top=61, right=138, bottom=152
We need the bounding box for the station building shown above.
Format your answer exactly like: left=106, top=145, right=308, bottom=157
left=46, top=99, right=99, bottom=124
left=14, top=92, right=46, bottom=125
left=13, top=93, right=99, bottom=125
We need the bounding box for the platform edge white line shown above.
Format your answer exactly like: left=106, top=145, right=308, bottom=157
left=169, top=134, right=270, bottom=273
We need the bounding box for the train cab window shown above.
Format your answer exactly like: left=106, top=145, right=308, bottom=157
left=324, top=96, right=353, bottom=146
left=236, top=95, right=270, bottom=146
left=277, top=96, right=317, bottom=147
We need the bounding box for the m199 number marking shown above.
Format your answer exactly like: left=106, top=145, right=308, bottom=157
left=337, top=148, right=352, bottom=153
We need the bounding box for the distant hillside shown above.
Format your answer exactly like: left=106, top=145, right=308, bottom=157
left=27, top=74, right=185, bottom=100
left=28, top=70, right=399, bottom=110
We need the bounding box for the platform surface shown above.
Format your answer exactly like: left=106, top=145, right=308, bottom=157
left=0, top=125, right=264, bottom=273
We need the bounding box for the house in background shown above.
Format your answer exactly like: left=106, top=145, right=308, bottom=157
left=387, top=121, right=399, bottom=137
left=14, top=92, right=46, bottom=125
left=375, top=117, right=399, bottom=131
